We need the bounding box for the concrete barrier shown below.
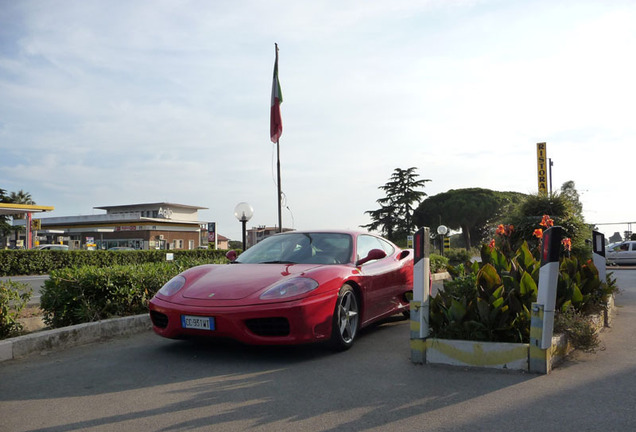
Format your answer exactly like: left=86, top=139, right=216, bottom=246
left=0, top=314, right=151, bottom=363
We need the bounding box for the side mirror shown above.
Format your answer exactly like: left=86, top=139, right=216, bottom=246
left=356, top=248, right=386, bottom=266
left=226, top=250, right=238, bottom=262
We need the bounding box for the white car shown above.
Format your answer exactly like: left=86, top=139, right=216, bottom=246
left=606, top=241, right=636, bottom=265
left=36, top=244, right=69, bottom=251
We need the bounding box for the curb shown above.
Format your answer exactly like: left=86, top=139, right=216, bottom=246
left=0, top=314, right=151, bottom=363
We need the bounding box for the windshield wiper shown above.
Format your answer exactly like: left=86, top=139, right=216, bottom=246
left=260, top=260, right=296, bottom=264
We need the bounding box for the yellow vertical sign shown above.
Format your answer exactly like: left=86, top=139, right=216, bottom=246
left=536, top=142, right=548, bottom=194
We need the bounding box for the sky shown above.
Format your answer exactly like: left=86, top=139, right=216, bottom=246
left=1, top=0, right=635, bottom=241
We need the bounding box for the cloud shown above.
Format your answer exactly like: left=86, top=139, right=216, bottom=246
left=1, top=0, right=635, bottom=240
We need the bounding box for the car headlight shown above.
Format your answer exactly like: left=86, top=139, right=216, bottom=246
left=260, top=277, right=319, bottom=300
left=158, top=275, right=186, bottom=297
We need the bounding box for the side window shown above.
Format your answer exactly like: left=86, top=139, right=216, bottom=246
left=378, top=238, right=395, bottom=256
left=356, top=235, right=385, bottom=262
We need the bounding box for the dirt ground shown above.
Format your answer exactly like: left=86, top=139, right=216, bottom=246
left=16, top=306, right=47, bottom=334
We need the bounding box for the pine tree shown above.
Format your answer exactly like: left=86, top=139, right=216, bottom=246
left=362, top=167, right=430, bottom=243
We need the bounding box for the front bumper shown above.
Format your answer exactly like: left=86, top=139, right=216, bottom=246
left=148, top=292, right=337, bottom=345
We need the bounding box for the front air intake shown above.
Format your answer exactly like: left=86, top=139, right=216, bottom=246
left=245, top=317, right=290, bottom=337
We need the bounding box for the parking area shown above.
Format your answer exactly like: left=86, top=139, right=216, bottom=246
left=1, top=270, right=635, bottom=431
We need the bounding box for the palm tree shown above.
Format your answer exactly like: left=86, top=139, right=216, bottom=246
left=10, top=190, right=35, bottom=205
left=8, top=190, right=35, bottom=220
left=0, top=188, right=11, bottom=240
left=7, top=190, right=36, bottom=247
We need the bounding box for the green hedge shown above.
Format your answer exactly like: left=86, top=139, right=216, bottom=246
left=0, top=249, right=233, bottom=276
left=40, top=254, right=228, bottom=328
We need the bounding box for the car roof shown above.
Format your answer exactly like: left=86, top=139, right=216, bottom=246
left=271, top=229, right=380, bottom=237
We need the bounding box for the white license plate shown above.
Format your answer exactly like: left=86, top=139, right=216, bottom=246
left=181, top=315, right=215, bottom=331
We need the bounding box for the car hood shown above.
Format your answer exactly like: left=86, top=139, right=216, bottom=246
left=180, top=263, right=323, bottom=301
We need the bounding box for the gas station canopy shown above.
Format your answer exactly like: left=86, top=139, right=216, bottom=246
left=0, top=203, right=54, bottom=216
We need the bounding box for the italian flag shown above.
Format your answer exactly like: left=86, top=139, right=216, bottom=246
left=270, top=44, right=283, bottom=143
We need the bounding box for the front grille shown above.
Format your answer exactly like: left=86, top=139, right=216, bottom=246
left=245, top=317, right=290, bottom=337
left=150, top=310, right=169, bottom=329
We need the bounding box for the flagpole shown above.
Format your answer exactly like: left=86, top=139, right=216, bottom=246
left=277, top=140, right=282, bottom=233
left=271, top=43, right=283, bottom=233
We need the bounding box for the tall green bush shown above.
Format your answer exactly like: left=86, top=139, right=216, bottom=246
left=0, top=280, right=32, bottom=339
left=502, top=191, right=592, bottom=258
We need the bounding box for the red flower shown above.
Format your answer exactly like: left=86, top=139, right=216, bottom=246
left=488, top=239, right=496, bottom=249
left=539, top=215, right=554, bottom=228
left=495, top=224, right=514, bottom=237
left=533, top=229, right=543, bottom=239
left=562, top=237, right=572, bottom=252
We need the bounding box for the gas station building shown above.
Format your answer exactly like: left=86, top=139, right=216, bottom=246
left=5, top=202, right=217, bottom=250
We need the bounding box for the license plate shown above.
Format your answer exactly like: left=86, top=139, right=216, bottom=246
left=181, top=315, right=215, bottom=331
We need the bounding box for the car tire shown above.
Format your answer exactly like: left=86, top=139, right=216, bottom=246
left=329, top=284, right=359, bottom=351
left=402, top=291, right=413, bottom=318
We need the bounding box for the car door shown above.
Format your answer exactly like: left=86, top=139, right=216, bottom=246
left=624, top=242, right=636, bottom=265
left=614, top=242, right=631, bottom=265
left=356, top=235, right=406, bottom=323
left=606, top=243, right=620, bottom=264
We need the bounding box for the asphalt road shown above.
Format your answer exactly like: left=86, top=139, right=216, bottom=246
left=1, top=270, right=635, bottom=431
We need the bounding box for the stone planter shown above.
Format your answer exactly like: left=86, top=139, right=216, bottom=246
left=412, top=295, right=615, bottom=373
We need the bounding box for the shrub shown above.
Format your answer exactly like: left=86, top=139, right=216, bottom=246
left=430, top=254, right=449, bottom=273
left=0, top=280, right=32, bottom=339
left=554, top=306, right=600, bottom=351
left=443, top=248, right=475, bottom=267
left=40, top=255, right=227, bottom=328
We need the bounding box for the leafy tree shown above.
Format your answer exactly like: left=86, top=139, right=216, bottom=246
left=413, top=188, right=525, bottom=249
left=362, top=167, right=430, bottom=242
left=228, top=240, right=243, bottom=250
left=560, top=180, right=583, bottom=215
left=503, top=181, right=591, bottom=257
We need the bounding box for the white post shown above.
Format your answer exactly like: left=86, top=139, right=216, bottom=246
left=534, top=226, right=563, bottom=348
left=530, top=226, right=563, bottom=374
left=411, top=227, right=430, bottom=363
left=592, top=230, right=606, bottom=282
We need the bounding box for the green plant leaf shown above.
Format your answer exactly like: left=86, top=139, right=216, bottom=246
left=449, top=299, right=467, bottom=322
left=572, top=283, right=584, bottom=304
left=520, top=271, right=537, bottom=297
left=477, top=263, right=502, bottom=291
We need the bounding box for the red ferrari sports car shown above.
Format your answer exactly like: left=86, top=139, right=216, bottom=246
left=149, top=230, right=413, bottom=350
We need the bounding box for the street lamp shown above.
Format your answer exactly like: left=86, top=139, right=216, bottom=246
left=437, top=225, right=448, bottom=255
left=234, top=202, right=254, bottom=251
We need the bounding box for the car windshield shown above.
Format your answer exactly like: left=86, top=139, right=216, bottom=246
left=236, top=232, right=353, bottom=265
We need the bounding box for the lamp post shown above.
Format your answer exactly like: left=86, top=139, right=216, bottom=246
left=437, top=224, right=448, bottom=255
left=234, top=202, right=254, bottom=251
